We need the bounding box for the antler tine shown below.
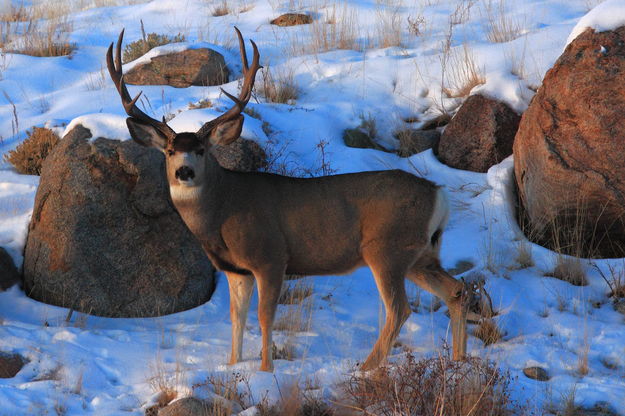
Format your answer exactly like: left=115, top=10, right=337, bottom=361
left=106, top=29, right=176, bottom=139
left=198, top=29, right=262, bottom=134
left=234, top=27, right=248, bottom=73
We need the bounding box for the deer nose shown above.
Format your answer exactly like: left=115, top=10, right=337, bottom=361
left=175, top=166, right=195, bottom=181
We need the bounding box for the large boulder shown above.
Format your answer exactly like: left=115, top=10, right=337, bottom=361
left=23, top=125, right=215, bottom=317
left=212, top=137, right=267, bottom=172
left=438, top=94, right=520, bottom=172
left=514, top=27, right=625, bottom=257
left=125, top=48, right=229, bottom=88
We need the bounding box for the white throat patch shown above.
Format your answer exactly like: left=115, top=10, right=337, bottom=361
left=170, top=184, right=203, bottom=202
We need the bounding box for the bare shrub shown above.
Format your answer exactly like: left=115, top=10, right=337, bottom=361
left=594, top=262, right=625, bottom=299
left=407, top=14, right=426, bottom=37
left=341, top=350, right=513, bottom=416
left=260, top=64, right=298, bottom=104
left=4, top=127, right=59, bottom=175
left=473, top=319, right=502, bottom=346
left=122, top=21, right=185, bottom=63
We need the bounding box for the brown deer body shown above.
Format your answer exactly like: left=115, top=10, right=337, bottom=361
left=107, top=29, right=468, bottom=372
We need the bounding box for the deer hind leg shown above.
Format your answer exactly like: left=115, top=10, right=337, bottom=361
left=407, top=261, right=467, bottom=360
left=361, top=259, right=412, bottom=371
left=226, top=272, right=255, bottom=365
left=254, top=267, right=284, bottom=372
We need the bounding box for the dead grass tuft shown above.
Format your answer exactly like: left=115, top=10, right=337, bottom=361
left=212, top=1, right=230, bottom=16
left=259, top=64, right=298, bottom=104
left=482, top=0, right=525, bottom=43
left=473, top=319, right=503, bottom=346
left=1, top=15, right=76, bottom=57
left=4, top=127, right=59, bottom=175
left=341, top=350, right=514, bottom=416
left=514, top=240, right=534, bottom=269
left=549, top=255, right=588, bottom=287
left=442, top=44, right=485, bottom=98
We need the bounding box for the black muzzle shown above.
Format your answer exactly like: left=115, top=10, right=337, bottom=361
left=175, top=166, right=195, bottom=181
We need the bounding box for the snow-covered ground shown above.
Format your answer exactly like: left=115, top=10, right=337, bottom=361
left=0, top=0, right=624, bottom=414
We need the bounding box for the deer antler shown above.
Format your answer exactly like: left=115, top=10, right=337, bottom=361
left=106, top=29, right=176, bottom=140
left=197, top=27, right=262, bottom=138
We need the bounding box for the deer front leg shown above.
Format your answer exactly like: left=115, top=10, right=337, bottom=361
left=408, top=265, right=468, bottom=360
left=254, top=268, right=284, bottom=372
left=226, top=272, right=255, bottom=365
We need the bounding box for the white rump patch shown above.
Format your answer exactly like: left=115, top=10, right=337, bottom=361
left=427, top=187, right=450, bottom=241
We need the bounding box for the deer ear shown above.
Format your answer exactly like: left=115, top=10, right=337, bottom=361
left=207, top=115, right=244, bottom=146
left=126, top=118, right=168, bottom=152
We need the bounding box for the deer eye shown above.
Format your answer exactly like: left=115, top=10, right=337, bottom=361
left=196, top=148, right=205, bottom=156
left=167, top=149, right=175, bottom=156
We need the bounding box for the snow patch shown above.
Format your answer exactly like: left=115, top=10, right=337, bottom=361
left=63, top=114, right=130, bottom=142
left=566, top=0, right=625, bottom=46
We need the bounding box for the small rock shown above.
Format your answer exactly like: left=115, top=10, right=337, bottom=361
left=342, top=128, right=385, bottom=151
left=438, top=94, right=520, bottom=172
left=270, top=13, right=312, bottom=26
left=395, top=129, right=440, bottom=157
left=125, top=48, right=229, bottom=88
left=523, top=366, right=550, bottom=381
left=158, top=398, right=211, bottom=416
left=0, top=247, right=20, bottom=290
left=0, top=352, right=27, bottom=378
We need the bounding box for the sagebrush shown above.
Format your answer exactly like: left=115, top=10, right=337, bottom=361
left=123, top=32, right=186, bottom=63
left=4, top=127, right=59, bottom=175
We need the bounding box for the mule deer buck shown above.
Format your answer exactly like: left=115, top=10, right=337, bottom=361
left=107, top=28, right=472, bottom=372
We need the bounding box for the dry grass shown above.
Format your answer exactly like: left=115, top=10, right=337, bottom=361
left=442, top=43, right=485, bottom=98
left=147, top=353, right=186, bottom=410
left=482, top=0, right=525, bottom=43
left=188, top=98, right=212, bottom=110
left=4, top=127, right=59, bottom=175
left=259, top=64, right=299, bottom=104
left=473, top=319, right=503, bottom=346
left=273, top=280, right=314, bottom=333
left=514, top=240, right=534, bottom=269
left=258, top=382, right=334, bottom=416
left=550, top=255, right=588, bottom=287
left=1, top=15, right=76, bottom=57
left=212, top=0, right=231, bottom=16
left=298, top=2, right=362, bottom=54
left=375, top=0, right=403, bottom=48
left=341, top=350, right=513, bottom=416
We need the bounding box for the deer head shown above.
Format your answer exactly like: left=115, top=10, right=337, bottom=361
left=106, top=27, right=261, bottom=189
